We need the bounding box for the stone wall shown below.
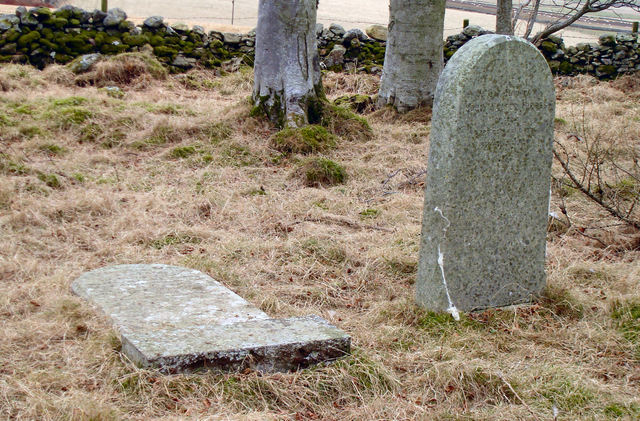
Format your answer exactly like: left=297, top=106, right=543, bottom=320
left=0, top=5, right=638, bottom=79
left=445, top=25, right=640, bottom=79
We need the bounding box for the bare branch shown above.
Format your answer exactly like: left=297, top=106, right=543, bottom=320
left=527, top=0, right=640, bottom=43
left=553, top=147, right=640, bottom=230
left=524, top=0, right=542, bottom=39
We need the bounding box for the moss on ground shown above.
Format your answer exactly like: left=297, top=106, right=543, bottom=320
left=271, top=125, right=336, bottom=155
left=322, top=104, right=372, bottom=141
left=169, top=146, right=197, bottom=159
left=300, top=157, right=347, bottom=186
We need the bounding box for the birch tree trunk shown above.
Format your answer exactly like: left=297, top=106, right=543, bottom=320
left=496, top=0, right=514, bottom=34
left=253, top=0, right=323, bottom=128
left=377, top=0, right=446, bottom=113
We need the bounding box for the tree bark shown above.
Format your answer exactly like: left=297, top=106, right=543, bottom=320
left=253, top=0, right=323, bottom=128
left=496, top=0, right=514, bottom=34
left=377, top=0, right=446, bottom=113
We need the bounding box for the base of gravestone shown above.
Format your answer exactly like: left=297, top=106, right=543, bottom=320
left=72, top=264, right=351, bottom=373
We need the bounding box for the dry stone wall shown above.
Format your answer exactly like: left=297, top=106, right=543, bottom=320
left=0, top=5, right=637, bottom=79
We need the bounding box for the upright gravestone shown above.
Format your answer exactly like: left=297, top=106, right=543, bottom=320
left=416, top=35, right=555, bottom=316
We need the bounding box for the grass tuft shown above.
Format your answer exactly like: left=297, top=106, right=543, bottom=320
left=271, top=125, right=337, bottom=155
left=75, top=52, right=167, bottom=87
left=300, top=157, right=347, bottom=186
left=322, top=104, right=372, bottom=141
left=169, top=146, right=197, bottom=159
left=37, top=172, right=62, bottom=189
left=611, top=300, right=640, bottom=357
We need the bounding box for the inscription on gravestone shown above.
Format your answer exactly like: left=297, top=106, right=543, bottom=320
left=72, top=264, right=350, bottom=373
left=416, top=35, right=555, bottom=315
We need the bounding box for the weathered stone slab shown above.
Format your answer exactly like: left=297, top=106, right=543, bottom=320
left=72, top=264, right=350, bottom=373
left=416, top=35, right=555, bottom=315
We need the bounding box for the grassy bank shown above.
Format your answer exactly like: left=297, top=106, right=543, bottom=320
left=0, top=62, right=639, bottom=420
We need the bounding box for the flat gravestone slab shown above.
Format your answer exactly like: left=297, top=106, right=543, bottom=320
left=72, top=264, right=350, bottom=373
left=416, top=35, right=555, bottom=314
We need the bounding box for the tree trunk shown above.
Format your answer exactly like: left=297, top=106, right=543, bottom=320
left=496, top=0, right=514, bottom=35
left=253, top=0, right=323, bottom=128
left=377, top=0, right=446, bottom=113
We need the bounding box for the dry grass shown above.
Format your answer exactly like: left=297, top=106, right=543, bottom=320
left=1, top=61, right=639, bottom=420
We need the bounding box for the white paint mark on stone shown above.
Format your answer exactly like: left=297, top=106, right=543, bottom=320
left=434, top=207, right=460, bottom=321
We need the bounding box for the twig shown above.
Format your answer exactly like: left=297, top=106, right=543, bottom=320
left=381, top=169, right=402, bottom=188
left=553, top=148, right=640, bottom=230
left=398, top=168, right=427, bottom=188
left=302, top=214, right=394, bottom=232
left=497, top=373, right=542, bottom=421
left=572, top=227, right=608, bottom=248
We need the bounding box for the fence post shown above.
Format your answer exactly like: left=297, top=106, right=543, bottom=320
left=463, top=19, right=469, bottom=28
left=633, top=22, right=638, bottom=35
left=101, top=0, right=108, bottom=12
left=231, top=0, right=235, bottom=26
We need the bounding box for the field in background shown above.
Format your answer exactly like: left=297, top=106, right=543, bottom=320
left=0, top=57, right=639, bottom=419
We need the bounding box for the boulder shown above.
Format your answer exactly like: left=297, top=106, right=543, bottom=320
left=323, top=44, right=346, bottom=69
left=68, top=53, right=102, bottom=73
left=58, top=5, right=85, bottom=18
left=329, top=23, right=345, bottom=37
left=172, top=22, right=189, bottom=32
left=103, top=8, right=127, bottom=27
left=20, top=12, right=38, bottom=26
left=599, top=34, right=616, bottom=47
left=343, top=28, right=367, bottom=43
left=32, top=7, right=53, bottom=19
left=575, top=43, right=591, bottom=52
left=462, top=24, right=483, bottom=37
left=209, top=30, right=223, bottom=41
left=0, top=15, right=20, bottom=31
left=144, top=16, right=164, bottom=29
left=222, top=32, right=242, bottom=44
left=616, top=33, right=636, bottom=43
left=172, top=55, right=196, bottom=69
left=91, top=9, right=107, bottom=24
left=546, top=34, right=563, bottom=46
left=365, top=24, right=387, bottom=41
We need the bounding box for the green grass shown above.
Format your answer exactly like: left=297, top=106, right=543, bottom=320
left=150, top=233, right=202, bottom=249
left=301, top=157, right=347, bottom=186
left=359, top=208, right=380, bottom=219
left=612, top=300, right=640, bottom=357
left=169, top=146, right=197, bottom=159
left=271, top=125, right=337, bottom=155
left=37, top=172, right=61, bottom=189
left=38, top=143, right=66, bottom=155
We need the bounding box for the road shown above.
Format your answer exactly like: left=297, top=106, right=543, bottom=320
left=446, top=0, right=637, bottom=33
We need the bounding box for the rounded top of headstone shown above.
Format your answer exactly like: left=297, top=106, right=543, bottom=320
left=435, top=35, right=553, bottom=108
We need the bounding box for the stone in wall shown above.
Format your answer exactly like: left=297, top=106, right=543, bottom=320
left=0, top=4, right=637, bottom=79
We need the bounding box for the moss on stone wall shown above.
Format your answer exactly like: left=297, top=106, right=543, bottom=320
left=0, top=6, right=637, bottom=79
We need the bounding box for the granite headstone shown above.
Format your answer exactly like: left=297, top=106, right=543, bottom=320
left=416, top=35, right=555, bottom=315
